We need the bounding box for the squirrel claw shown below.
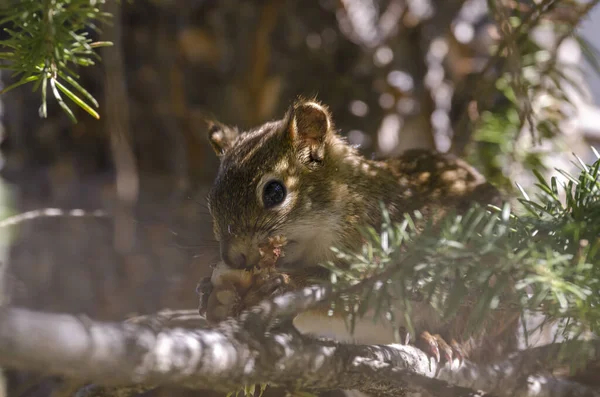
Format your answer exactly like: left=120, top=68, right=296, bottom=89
left=243, top=273, right=291, bottom=308
left=196, top=276, right=213, bottom=316
left=417, top=331, right=465, bottom=369
left=418, top=331, right=441, bottom=363
left=449, top=339, right=466, bottom=367
left=435, top=335, right=454, bottom=364
left=256, top=273, right=288, bottom=296
left=396, top=326, right=411, bottom=345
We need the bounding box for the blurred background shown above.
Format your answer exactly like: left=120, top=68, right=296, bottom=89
left=0, top=0, right=600, bottom=395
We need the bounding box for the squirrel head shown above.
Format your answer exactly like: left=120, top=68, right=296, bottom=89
left=207, top=99, right=356, bottom=271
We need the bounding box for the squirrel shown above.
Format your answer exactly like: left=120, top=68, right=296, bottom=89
left=198, top=98, right=520, bottom=366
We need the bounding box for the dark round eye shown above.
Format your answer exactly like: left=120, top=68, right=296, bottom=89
left=262, top=180, right=286, bottom=208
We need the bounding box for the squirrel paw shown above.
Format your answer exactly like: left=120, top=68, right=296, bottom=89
left=396, top=326, right=411, bottom=345
left=243, top=272, right=292, bottom=308
left=417, top=331, right=465, bottom=367
left=197, top=276, right=213, bottom=317
left=205, top=284, right=242, bottom=324
left=199, top=270, right=292, bottom=324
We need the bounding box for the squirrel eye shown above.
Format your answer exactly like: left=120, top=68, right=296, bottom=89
left=262, top=180, right=286, bottom=208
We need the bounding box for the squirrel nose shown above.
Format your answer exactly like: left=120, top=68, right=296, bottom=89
left=230, top=253, right=247, bottom=268
left=221, top=241, right=250, bottom=269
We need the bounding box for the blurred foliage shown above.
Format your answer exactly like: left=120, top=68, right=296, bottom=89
left=0, top=0, right=598, bottom=186
left=465, top=0, right=600, bottom=191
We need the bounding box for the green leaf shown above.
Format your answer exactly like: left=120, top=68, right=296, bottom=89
left=576, top=34, right=600, bottom=77
left=54, top=78, right=100, bottom=119
left=49, top=77, right=76, bottom=123
left=516, top=182, right=531, bottom=201
left=40, top=73, right=47, bottom=118
left=0, top=0, right=112, bottom=121
left=0, top=74, right=39, bottom=94
left=58, top=71, right=99, bottom=107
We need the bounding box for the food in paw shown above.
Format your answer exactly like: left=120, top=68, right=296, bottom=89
left=203, top=235, right=290, bottom=323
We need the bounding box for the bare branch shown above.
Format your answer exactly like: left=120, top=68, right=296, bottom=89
left=0, top=208, right=108, bottom=229
left=0, top=301, right=598, bottom=397
left=439, top=341, right=600, bottom=397
left=0, top=306, right=476, bottom=397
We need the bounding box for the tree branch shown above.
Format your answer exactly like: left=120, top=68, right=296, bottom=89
left=439, top=341, right=600, bottom=397
left=0, top=286, right=598, bottom=397
left=0, top=306, right=476, bottom=397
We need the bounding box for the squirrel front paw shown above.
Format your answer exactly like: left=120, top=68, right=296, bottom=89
left=243, top=272, right=294, bottom=308
left=197, top=274, right=245, bottom=324
left=198, top=268, right=253, bottom=324
left=417, top=331, right=465, bottom=366
left=199, top=268, right=293, bottom=324
left=197, top=276, right=213, bottom=317
left=205, top=283, right=243, bottom=324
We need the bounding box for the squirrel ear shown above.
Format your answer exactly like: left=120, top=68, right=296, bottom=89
left=288, top=101, right=332, bottom=162
left=207, top=121, right=239, bottom=156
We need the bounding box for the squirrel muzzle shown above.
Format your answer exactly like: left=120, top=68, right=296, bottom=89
left=220, top=236, right=262, bottom=269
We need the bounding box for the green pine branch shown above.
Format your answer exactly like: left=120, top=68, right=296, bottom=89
left=324, top=150, right=600, bottom=348
left=0, top=0, right=113, bottom=122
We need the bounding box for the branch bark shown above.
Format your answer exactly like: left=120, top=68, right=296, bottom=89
left=0, top=287, right=598, bottom=397
left=0, top=306, right=474, bottom=397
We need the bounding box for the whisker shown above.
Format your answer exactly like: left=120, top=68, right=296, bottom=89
left=252, top=212, right=261, bottom=234
left=197, top=201, right=211, bottom=211
left=193, top=252, right=220, bottom=259
left=171, top=242, right=220, bottom=250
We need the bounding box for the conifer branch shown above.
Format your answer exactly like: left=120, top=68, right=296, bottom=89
left=0, top=0, right=113, bottom=122
left=323, top=151, right=600, bottom=351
